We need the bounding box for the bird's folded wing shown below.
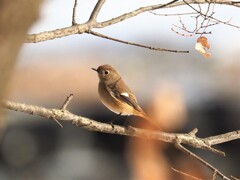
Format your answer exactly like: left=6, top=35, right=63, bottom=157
left=107, top=86, right=142, bottom=112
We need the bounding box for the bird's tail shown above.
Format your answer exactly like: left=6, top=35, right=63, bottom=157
left=138, top=111, right=161, bottom=129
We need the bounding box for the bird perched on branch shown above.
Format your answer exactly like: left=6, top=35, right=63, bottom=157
left=92, top=64, right=158, bottom=128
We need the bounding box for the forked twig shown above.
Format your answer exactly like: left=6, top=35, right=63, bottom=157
left=174, top=141, right=230, bottom=180
left=183, top=0, right=240, bottom=29
left=52, top=94, right=74, bottom=128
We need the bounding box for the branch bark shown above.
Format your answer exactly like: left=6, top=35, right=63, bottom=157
left=88, top=0, right=106, bottom=22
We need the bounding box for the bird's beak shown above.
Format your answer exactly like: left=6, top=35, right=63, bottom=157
left=91, top=68, right=98, bottom=72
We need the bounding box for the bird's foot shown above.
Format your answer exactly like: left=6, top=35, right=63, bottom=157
left=110, top=122, right=115, bottom=129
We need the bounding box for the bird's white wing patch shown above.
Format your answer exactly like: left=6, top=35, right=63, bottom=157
left=121, top=92, right=129, bottom=97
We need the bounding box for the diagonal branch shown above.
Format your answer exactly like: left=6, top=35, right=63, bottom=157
left=88, top=0, right=106, bottom=22
left=96, top=0, right=179, bottom=28
left=174, top=142, right=230, bottom=180
left=87, top=30, right=189, bottom=53
left=171, top=167, right=202, bottom=180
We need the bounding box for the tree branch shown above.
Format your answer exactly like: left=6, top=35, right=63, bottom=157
left=171, top=167, right=202, bottom=180
left=87, top=30, right=189, bottom=53
left=25, top=0, right=240, bottom=43
left=95, top=0, right=179, bottom=28
left=2, top=100, right=240, bottom=153
left=25, top=23, right=91, bottom=43
left=174, top=141, right=230, bottom=180
left=168, top=0, right=240, bottom=8
left=88, top=0, right=106, bottom=22
left=182, top=0, right=240, bottom=29
left=72, top=0, right=78, bottom=25
left=204, top=131, right=240, bottom=145
left=3, top=97, right=240, bottom=179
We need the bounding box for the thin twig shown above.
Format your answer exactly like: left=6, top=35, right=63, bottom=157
left=171, top=27, right=193, bottom=37
left=51, top=116, right=63, bottom=128
left=149, top=11, right=198, bottom=16
left=173, top=0, right=240, bottom=8
left=87, top=30, right=189, bottom=53
left=61, top=94, right=74, bottom=110
left=172, top=167, right=203, bottom=180
left=183, top=0, right=240, bottom=28
left=212, top=170, right=217, bottom=180
left=72, top=0, right=78, bottom=25
left=198, top=3, right=211, bottom=34
left=231, top=175, right=240, bottom=180
left=53, top=93, right=74, bottom=127
left=171, top=3, right=215, bottom=36
left=88, top=0, right=106, bottom=22
left=179, top=16, right=187, bottom=31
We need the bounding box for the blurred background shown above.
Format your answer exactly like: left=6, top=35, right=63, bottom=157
left=2, top=0, right=240, bottom=179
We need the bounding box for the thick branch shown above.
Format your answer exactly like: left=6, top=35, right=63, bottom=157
left=88, top=0, right=106, bottom=22
left=3, top=100, right=240, bottom=154
left=204, top=131, right=240, bottom=145
left=26, top=23, right=91, bottom=43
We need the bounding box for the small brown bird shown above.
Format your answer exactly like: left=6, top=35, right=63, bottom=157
left=92, top=64, right=157, bottom=127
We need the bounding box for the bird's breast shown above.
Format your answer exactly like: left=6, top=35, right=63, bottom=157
left=98, top=82, right=132, bottom=115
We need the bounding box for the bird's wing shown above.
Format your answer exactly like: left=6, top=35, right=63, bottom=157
left=107, top=80, right=142, bottom=112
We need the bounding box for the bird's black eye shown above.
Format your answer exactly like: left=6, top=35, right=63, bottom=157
left=104, top=70, right=109, bottom=75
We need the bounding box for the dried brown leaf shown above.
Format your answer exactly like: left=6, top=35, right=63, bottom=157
left=195, top=36, right=211, bottom=58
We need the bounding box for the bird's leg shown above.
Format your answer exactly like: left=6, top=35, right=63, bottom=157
left=110, top=113, right=122, bottom=128
left=123, top=116, right=129, bottom=127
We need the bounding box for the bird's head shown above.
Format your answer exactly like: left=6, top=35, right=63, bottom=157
left=92, top=64, right=121, bottom=85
